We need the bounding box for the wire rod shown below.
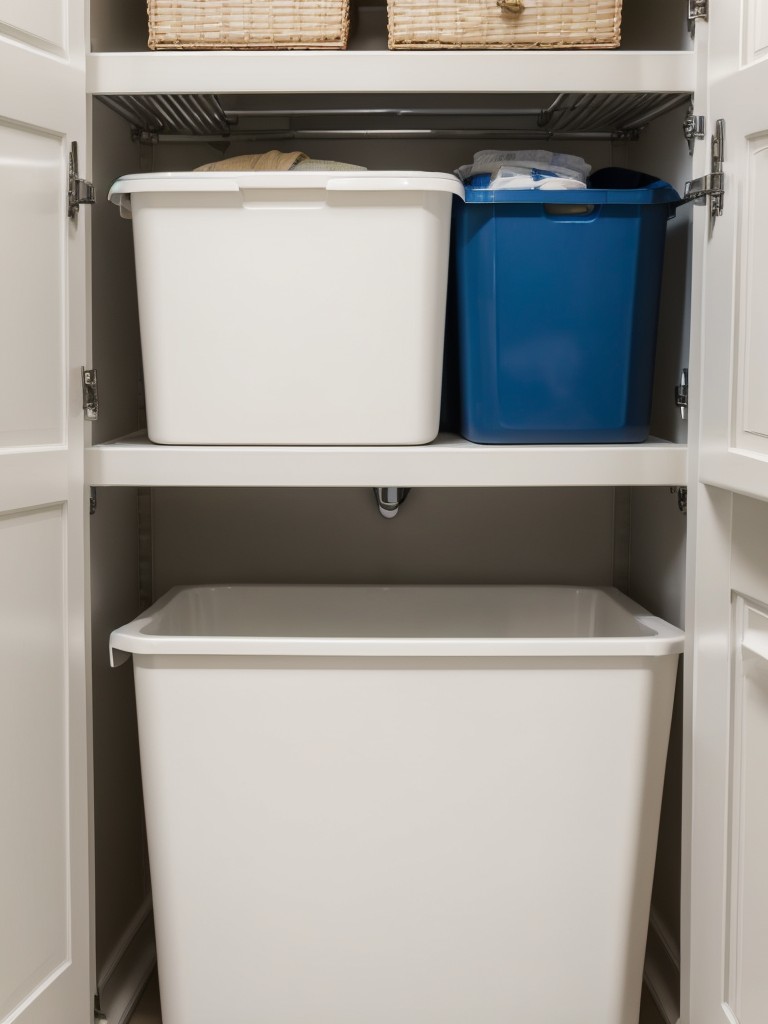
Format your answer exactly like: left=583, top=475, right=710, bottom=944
left=131, top=128, right=640, bottom=143
left=99, top=91, right=690, bottom=141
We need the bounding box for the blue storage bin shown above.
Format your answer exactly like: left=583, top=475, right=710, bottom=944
left=454, top=171, right=680, bottom=443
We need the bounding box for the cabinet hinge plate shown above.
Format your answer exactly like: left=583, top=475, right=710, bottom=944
left=683, top=113, right=705, bottom=143
left=683, top=118, right=725, bottom=224
left=675, top=368, right=689, bottom=420
left=670, top=487, right=688, bottom=514
left=82, top=368, right=99, bottom=421
left=94, top=992, right=107, bottom=1021
left=688, top=0, right=708, bottom=21
left=670, top=487, right=688, bottom=515
left=68, top=142, right=95, bottom=219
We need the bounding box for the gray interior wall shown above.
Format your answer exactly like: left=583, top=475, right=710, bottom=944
left=628, top=485, right=687, bottom=962
left=626, top=100, right=694, bottom=1005
left=634, top=108, right=693, bottom=446
left=151, top=486, right=618, bottom=595
left=89, top=100, right=149, bottom=978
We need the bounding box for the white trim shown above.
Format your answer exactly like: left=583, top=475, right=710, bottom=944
left=85, top=432, right=688, bottom=490
left=86, top=50, right=697, bottom=97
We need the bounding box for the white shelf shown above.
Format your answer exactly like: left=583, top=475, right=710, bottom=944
left=700, top=450, right=768, bottom=505
left=87, top=49, right=696, bottom=96
left=85, top=432, right=687, bottom=488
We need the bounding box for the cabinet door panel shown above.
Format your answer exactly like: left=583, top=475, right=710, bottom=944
left=0, top=0, right=64, bottom=53
left=697, top=0, right=768, bottom=493
left=0, top=2, right=88, bottom=1022
left=725, top=600, right=768, bottom=1024
left=689, top=1, right=768, bottom=1022
left=737, top=135, right=768, bottom=452
left=0, top=121, right=65, bottom=448
left=744, top=0, right=768, bottom=63
left=0, top=507, right=69, bottom=1021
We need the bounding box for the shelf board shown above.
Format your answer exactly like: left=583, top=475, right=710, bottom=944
left=87, top=50, right=696, bottom=97
left=85, top=432, right=688, bottom=488
left=700, top=450, right=768, bottom=504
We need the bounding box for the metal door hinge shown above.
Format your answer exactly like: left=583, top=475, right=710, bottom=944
left=68, top=142, right=95, bottom=219
left=675, top=368, right=689, bottom=420
left=688, top=0, right=708, bottom=21
left=684, top=118, right=725, bottom=226
left=94, top=992, right=107, bottom=1021
left=670, top=487, right=688, bottom=515
left=90, top=488, right=98, bottom=515
left=82, top=368, right=99, bottom=421
left=683, top=113, right=705, bottom=143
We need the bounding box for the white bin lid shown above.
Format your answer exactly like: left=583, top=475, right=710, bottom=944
left=110, top=585, right=684, bottom=664
left=108, top=170, right=465, bottom=207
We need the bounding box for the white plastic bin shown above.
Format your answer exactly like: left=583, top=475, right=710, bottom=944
left=108, top=171, right=463, bottom=445
left=110, top=585, right=683, bottom=1024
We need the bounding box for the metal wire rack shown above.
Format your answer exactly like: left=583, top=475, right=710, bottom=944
left=98, top=90, right=691, bottom=143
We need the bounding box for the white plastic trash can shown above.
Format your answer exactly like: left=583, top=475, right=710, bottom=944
left=110, top=584, right=684, bottom=1024
left=108, top=171, right=463, bottom=445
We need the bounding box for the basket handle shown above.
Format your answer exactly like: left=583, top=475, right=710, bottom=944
left=497, top=0, right=524, bottom=12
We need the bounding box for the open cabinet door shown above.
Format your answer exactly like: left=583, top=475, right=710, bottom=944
left=0, top=2, right=90, bottom=1023
left=687, top=1, right=768, bottom=1022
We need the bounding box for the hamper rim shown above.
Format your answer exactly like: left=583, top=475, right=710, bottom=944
left=109, top=583, right=685, bottom=662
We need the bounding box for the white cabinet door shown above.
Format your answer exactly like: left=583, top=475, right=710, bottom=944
left=687, top=2, right=768, bottom=1022
left=0, top=1, right=90, bottom=1023
left=698, top=0, right=768, bottom=498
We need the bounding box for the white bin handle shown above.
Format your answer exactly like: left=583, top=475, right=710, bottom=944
left=110, top=646, right=131, bottom=668
left=326, top=177, right=464, bottom=197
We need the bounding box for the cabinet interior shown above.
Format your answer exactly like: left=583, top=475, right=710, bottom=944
left=89, top=0, right=694, bottom=53
left=87, top=11, right=694, bottom=1012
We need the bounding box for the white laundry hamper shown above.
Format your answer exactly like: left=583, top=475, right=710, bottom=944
left=108, top=171, right=462, bottom=445
left=110, top=584, right=683, bottom=1024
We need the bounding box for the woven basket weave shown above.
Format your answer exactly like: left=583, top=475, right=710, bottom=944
left=387, top=0, right=622, bottom=49
left=148, top=0, right=350, bottom=49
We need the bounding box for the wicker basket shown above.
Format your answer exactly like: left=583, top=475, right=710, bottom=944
left=387, top=0, right=622, bottom=49
left=148, top=0, right=350, bottom=50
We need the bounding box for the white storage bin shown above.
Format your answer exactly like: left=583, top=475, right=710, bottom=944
left=111, top=584, right=683, bottom=1024
left=108, top=171, right=462, bottom=444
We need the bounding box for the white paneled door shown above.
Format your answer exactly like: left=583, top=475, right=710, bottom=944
left=688, top=1, right=768, bottom=1023
left=0, top=1, right=90, bottom=1023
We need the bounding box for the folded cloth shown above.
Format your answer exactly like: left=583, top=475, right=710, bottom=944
left=457, top=149, right=591, bottom=185
left=194, top=150, right=308, bottom=172
left=194, top=152, right=368, bottom=173
left=488, top=168, right=587, bottom=191
left=299, top=159, right=367, bottom=171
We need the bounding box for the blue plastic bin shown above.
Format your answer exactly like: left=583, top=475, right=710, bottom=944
left=453, top=171, right=680, bottom=443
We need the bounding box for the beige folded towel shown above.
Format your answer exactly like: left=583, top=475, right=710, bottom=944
left=194, top=150, right=308, bottom=172
left=300, top=159, right=367, bottom=171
